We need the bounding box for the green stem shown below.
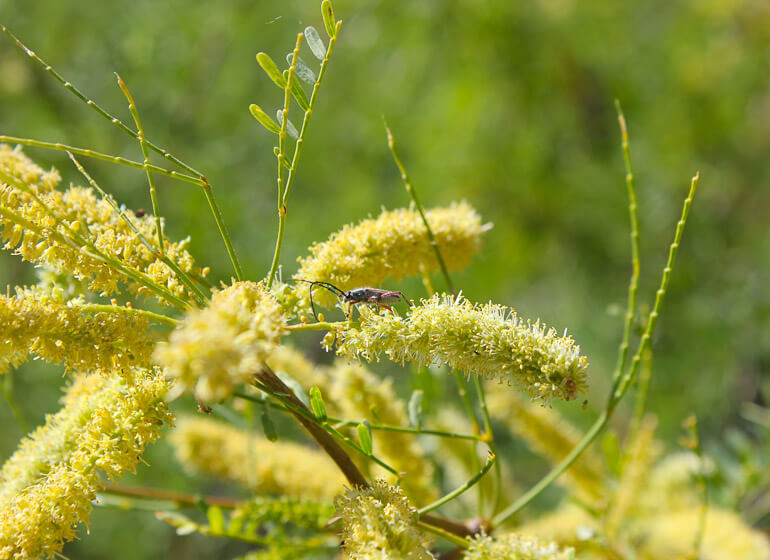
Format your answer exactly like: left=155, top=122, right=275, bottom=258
left=0, top=24, right=203, bottom=177
left=74, top=303, right=180, bottom=327
left=0, top=135, right=203, bottom=186
left=266, top=34, right=302, bottom=290
left=266, top=21, right=342, bottom=289
left=417, top=520, right=469, bottom=549
left=287, top=320, right=353, bottom=332
left=474, top=376, right=502, bottom=515
left=99, top=483, right=241, bottom=509
left=492, top=172, right=699, bottom=527
left=384, top=120, right=454, bottom=293
left=67, top=152, right=209, bottom=306
left=607, top=100, right=641, bottom=405
left=418, top=452, right=496, bottom=515
left=115, top=74, right=165, bottom=255
left=454, top=371, right=482, bottom=515
left=0, top=27, right=243, bottom=282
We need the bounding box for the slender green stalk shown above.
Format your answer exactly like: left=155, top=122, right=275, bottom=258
left=99, top=483, right=241, bottom=509
left=74, top=303, right=180, bottom=327
left=0, top=26, right=244, bottom=281
left=417, top=520, right=470, bottom=549
left=2, top=370, right=29, bottom=433
left=267, top=33, right=303, bottom=289
left=234, top=392, right=479, bottom=440
left=607, top=100, right=641, bottom=404
left=454, top=371, right=483, bottom=516
left=384, top=120, right=455, bottom=293
left=67, top=153, right=209, bottom=306
left=199, top=176, right=243, bottom=281
left=492, top=173, right=699, bottom=527
left=0, top=135, right=203, bottom=185
left=629, top=347, right=653, bottom=438
left=474, top=376, right=502, bottom=515
left=115, top=74, right=164, bottom=254
left=0, top=24, right=203, bottom=177
left=266, top=21, right=342, bottom=289
left=418, top=452, right=496, bottom=515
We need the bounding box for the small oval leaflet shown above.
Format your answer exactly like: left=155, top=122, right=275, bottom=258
left=304, top=26, right=326, bottom=60
left=286, top=53, right=317, bottom=85
left=309, top=386, right=327, bottom=420
left=322, top=0, right=336, bottom=38
left=207, top=506, right=225, bottom=534
left=260, top=407, right=278, bottom=442
left=276, top=109, right=299, bottom=140
left=408, top=390, right=424, bottom=430
left=249, top=104, right=280, bottom=134
left=357, top=420, right=373, bottom=456
left=256, top=52, right=286, bottom=88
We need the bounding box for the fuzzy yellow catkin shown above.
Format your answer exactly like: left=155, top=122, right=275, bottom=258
left=334, top=479, right=433, bottom=560
left=485, top=389, right=606, bottom=506
left=639, top=450, right=709, bottom=513
left=0, top=286, right=156, bottom=375
left=0, top=144, right=201, bottom=303
left=294, top=202, right=488, bottom=306
left=155, top=281, right=287, bottom=402
left=326, top=360, right=437, bottom=503
left=515, top=504, right=598, bottom=550
left=464, top=533, right=575, bottom=560
left=333, top=294, right=589, bottom=403
left=636, top=507, right=770, bottom=560
left=0, top=369, right=172, bottom=560
left=171, top=416, right=346, bottom=502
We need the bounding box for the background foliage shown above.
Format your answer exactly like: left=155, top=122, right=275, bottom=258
left=1, top=0, right=768, bottom=558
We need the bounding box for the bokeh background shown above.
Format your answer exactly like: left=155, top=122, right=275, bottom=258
left=0, top=0, right=768, bottom=558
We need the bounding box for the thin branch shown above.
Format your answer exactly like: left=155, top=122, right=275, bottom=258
left=384, top=120, right=454, bottom=293
left=418, top=452, right=496, bottom=516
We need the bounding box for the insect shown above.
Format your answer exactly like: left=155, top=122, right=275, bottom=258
left=296, top=279, right=411, bottom=320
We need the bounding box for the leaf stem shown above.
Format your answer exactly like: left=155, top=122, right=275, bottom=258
left=0, top=135, right=203, bottom=186
left=418, top=452, right=496, bottom=516
left=384, top=120, right=455, bottom=293
left=74, top=303, right=180, bottom=327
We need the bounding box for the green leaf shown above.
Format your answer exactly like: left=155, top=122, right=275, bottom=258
left=304, top=26, right=326, bottom=60
left=357, top=420, right=373, bottom=456
left=276, top=110, right=299, bottom=140
left=288, top=73, right=310, bottom=111
left=256, top=52, right=286, bottom=88
left=309, top=386, right=327, bottom=420
left=322, top=0, right=336, bottom=38
left=408, top=390, right=424, bottom=430
left=207, top=506, right=225, bottom=534
left=249, top=104, right=281, bottom=134
left=602, top=430, right=622, bottom=477
left=260, top=407, right=278, bottom=442
left=286, top=53, right=317, bottom=84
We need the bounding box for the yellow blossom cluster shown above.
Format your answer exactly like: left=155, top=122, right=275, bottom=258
left=155, top=281, right=287, bottom=402
left=171, top=416, right=346, bottom=502
left=334, top=479, right=433, bottom=559
left=0, top=286, right=156, bottom=375
left=0, top=144, right=201, bottom=304
left=0, top=370, right=172, bottom=560
left=464, top=533, right=575, bottom=560
left=294, top=202, right=488, bottom=306
left=485, top=388, right=606, bottom=505
left=333, top=293, right=589, bottom=402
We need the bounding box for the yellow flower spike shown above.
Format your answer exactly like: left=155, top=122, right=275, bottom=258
left=334, top=293, right=589, bottom=403
left=0, top=286, right=156, bottom=375
left=155, top=281, right=287, bottom=403
left=334, top=479, right=433, bottom=559
left=171, top=416, right=345, bottom=501
left=294, top=202, right=489, bottom=306
left=464, top=532, right=575, bottom=560
left=0, top=145, right=199, bottom=304
left=0, top=369, right=172, bottom=560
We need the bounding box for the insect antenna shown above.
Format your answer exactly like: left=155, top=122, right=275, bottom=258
left=295, top=279, right=346, bottom=321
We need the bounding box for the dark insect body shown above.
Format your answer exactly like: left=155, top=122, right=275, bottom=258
left=296, top=279, right=410, bottom=320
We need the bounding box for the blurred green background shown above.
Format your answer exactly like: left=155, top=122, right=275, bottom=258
left=1, top=0, right=768, bottom=557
